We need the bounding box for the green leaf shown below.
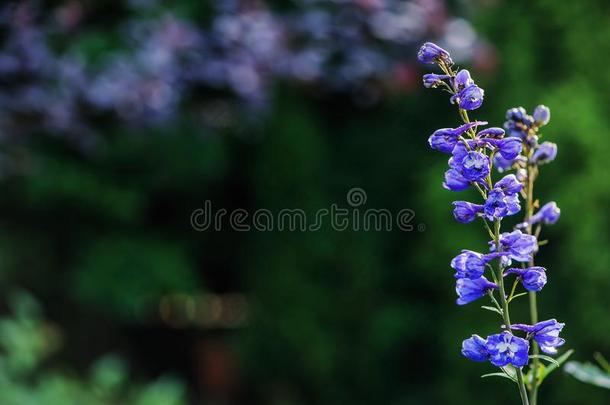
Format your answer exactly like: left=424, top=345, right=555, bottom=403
left=538, top=349, right=574, bottom=383
left=565, top=361, right=610, bottom=389
left=481, top=305, right=502, bottom=315
left=481, top=372, right=516, bottom=383
left=530, top=354, right=560, bottom=366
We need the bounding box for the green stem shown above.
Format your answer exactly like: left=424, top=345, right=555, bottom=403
left=525, top=154, right=540, bottom=405
left=517, top=371, right=531, bottom=405
left=494, top=220, right=530, bottom=405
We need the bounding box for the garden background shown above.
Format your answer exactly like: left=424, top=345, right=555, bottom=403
left=0, top=0, right=608, bottom=404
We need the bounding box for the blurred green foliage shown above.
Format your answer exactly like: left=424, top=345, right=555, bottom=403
left=0, top=291, right=186, bottom=405
left=0, top=0, right=608, bottom=404
left=565, top=353, right=610, bottom=390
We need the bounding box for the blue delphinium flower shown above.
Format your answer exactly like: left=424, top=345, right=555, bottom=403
left=486, top=332, right=530, bottom=367
left=494, top=174, right=523, bottom=195
left=484, top=188, right=520, bottom=220
left=505, top=267, right=547, bottom=291
left=511, top=319, right=565, bottom=355
left=461, top=335, right=489, bottom=362
left=459, top=151, right=490, bottom=181
left=428, top=121, right=487, bottom=153
left=456, top=276, right=498, bottom=305
left=531, top=141, right=557, bottom=164
left=455, top=85, right=485, bottom=110
left=492, top=137, right=523, bottom=160
left=452, top=201, right=484, bottom=223
left=451, top=250, right=497, bottom=279
left=492, top=230, right=538, bottom=262
left=418, top=42, right=453, bottom=65
left=443, top=168, right=470, bottom=191
left=450, top=143, right=492, bottom=183
left=423, top=73, right=450, bottom=89
left=429, top=128, right=461, bottom=153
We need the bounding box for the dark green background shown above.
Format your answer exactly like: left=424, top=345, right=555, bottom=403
left=0, top=0, right=608, bottom=404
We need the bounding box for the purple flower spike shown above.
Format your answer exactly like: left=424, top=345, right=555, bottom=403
left=455, top=276, right=497, bottom=305
left=419, top=42, right=564, bottom=373
left=511, top=319, right=565, bottom=355
left=462, top=335, right=489, bottom=362
left=452, top=201, right=484, bottom=223
left=418, top=42, right=453, bottom=65
left=456, top=85, right=484, bottom=110
left=505, top=267, right=547, bottom=291
left=486, top=332, right=530, bottom=367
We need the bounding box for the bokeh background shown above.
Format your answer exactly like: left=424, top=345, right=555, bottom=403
left=0, top=0, right=608, bottom=404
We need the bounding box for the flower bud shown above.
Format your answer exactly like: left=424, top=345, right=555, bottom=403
left=417, top=42, right=453, bottom=65
left=455, top=276, right=497, bottom=305
left=423, top=73, right=450, bottom=88
left=443, top=169, right=470, bottom=191
left=531, top=141, right=557, bottom=165
left=531, top=202, right=561, bottom=225
left=505, top=267, right=547, bottom=291
left=533, top=105, right=551, bottom=126
left=451, top=250, right=488, bottom=279
left=461, top=335, right=489, bottom=362
left=452, top=201, right=484, bottom=223
left=454, top=69, right=474, bottom=91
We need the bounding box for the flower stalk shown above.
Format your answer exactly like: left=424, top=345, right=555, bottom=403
left=418, top=42, right=567, bottom=405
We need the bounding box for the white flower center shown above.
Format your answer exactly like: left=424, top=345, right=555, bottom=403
left=497, top=335, right=519, bottom=355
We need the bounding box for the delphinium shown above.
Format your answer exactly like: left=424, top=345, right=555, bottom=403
left=418, top=42, right=570, bottom=405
